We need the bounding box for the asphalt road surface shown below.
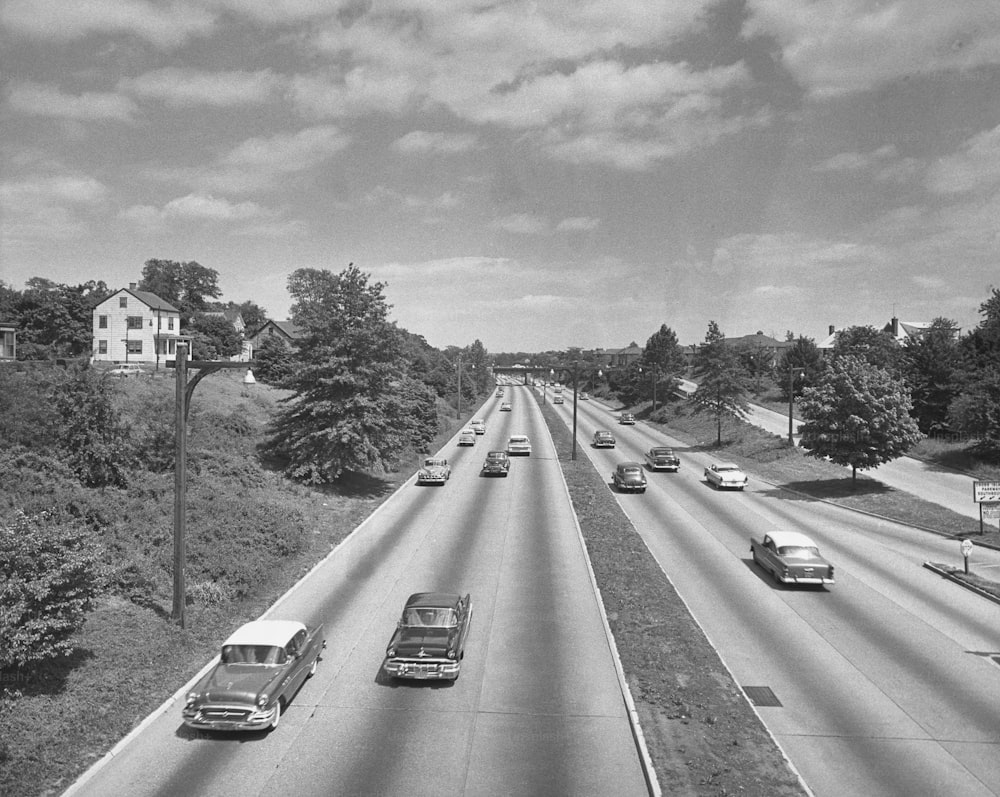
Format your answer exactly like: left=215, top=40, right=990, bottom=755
left=66, top=391, right=651, bottom=797
left=551, top=391, right=1000, bottom=797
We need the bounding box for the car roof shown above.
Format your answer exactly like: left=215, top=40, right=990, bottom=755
left=424, top=457, right=447, bottom=465
left=766, top=531, right=818, bottom=548
left=222, top=620, right=306, bottom=647
left=508, top=434, right=528, bottom=440
left=618, top=461, right=643, bottom=469
left=650, top=446, right=673, bottom=452
left=595, top=430, right=613, bottom=435
left=714, top=462, right=740, bottom=469
left=486, top=450, right=507, bottom=456
left=404, top=591, right=462, bottom=609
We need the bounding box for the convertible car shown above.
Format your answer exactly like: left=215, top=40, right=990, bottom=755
left=182, top=620, right=324, bottom=731
left=750, top=531, right=835, bottom=586
left=704, top=461, right=748, bottom=490
left=416, top=457, right=451, bottom=485
left=644, top=446, right=680, bottom=472
left=383, top=592, right=473, bottom=681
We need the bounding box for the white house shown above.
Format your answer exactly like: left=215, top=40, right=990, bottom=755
left=92, top=283, right=187, bottom=366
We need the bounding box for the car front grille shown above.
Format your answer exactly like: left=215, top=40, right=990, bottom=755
left=200, top=706, right=253, bottom=721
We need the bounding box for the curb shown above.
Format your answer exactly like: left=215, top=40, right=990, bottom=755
left=921, top=562, right=1000, bottom=607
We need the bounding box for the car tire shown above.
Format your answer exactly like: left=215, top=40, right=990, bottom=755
left=270, top=700, right=282, bottom=729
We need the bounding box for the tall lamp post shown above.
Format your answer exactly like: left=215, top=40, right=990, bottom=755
left=788, top=366, right=805, bottom=446
left=170, top=343, right=256, bottom=627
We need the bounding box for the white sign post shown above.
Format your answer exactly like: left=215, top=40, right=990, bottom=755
left=973, top=482, right=1000, bottom=536
left=961, top=539, right=973, bottom=574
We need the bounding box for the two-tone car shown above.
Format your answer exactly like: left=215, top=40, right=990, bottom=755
left=644, top=446, right=680, bottom=471
left=481, top=450, right=510, bottom=476
left=383, top=592, right=473, bottom=681
left=499, top=402, right=512, bottom=412
left=470, top=419, right=486, bottom=435
left=750, top=531, right=835, bottom=586
left=507, top=434, right=531, bottom=455
left=593, top=430, right=616, bottom=448
left=416, top=457, right=451, bottom=485
left=458, top=428, right=476, bottom=446
left=619, top=412, right=636, bottom=425
left=611, top=462, right=647, bottom=493
left=704, top=461, right=748, bottom=490
left=182, top=620, right=325, bottom=732
left=579, top=392, right=590, bottom=400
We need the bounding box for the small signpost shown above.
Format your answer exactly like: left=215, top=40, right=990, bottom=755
left=972, top=481, right=1000, bottom=536
left=961, top=538, right=973, bottom=574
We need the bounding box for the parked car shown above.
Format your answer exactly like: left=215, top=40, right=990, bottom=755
left=481, top=450, right=510, bottom=476
left=182, top=620, right=324, bottom=731
left=750, top=531, right=835, bottom=586
left=619, top=412, right=636, bottom=425
left=704, top=462, right=748, bottom=490
left=593, top=430, right=616, bottom=448
left=611, top=462, right=647, bottom=493
left=499, top=402, right=512, bottom=412
left=553, top=395, right=564, bottom=404
left=416, top=457, right=451, bottom=485
left=507, top=434, right=532, bottom=455
left=108, top=363, right=144, bottom=378
left=458, top=429, right=476, bottom=446
left=644, top=446, right=680, bottom=472
left=470, top=419, right=486, bottom=435
left=383, top=592, right=473, bottom=681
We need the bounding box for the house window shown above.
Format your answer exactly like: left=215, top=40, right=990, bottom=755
left=119, top=296, right=127, bottom=308
left=99, top=315, right=108, bottom=329
left=127, top=340, right=143, bottom=355
left=127, top=316, right=143, bottom=329
left=98, top=340, right=108, bottom=354
left=167, top=317, right=174, bottom=331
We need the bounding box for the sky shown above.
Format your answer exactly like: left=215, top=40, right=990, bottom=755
left=2, top=1, right=999, bottom=352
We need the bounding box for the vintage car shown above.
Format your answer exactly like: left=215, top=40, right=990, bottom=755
left=481, top=450, right=510, bottom=476
left=593, top=430, right=616, bottom=448
left=470, top=419, right=486, bottom=435
left=750, top=531, right=835, bottom=586
left=611, top=462, right=647, bottom=492
left=458, top=428, right=476, bottom=446
left=108, top=363, right=144, bottom=378
left=182, top=620, right=324, bottom=732
left=416, top=457, right=451, bottom=485
left=644, top=446, right=680, bottom=472
left=383, top=592, right=473, bottom=681
left=619, top=412, right=636, bottom=425
left=553, top=395, right=564, bottom=404
left=507, top=434, right=532, bottom=455
left=579, top=392, right=590, bottom=400
left=704, top=461, right=748, bottom=490
left=499, top=402, right=512, bottom=412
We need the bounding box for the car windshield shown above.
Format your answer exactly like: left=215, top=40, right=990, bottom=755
left=487, top=453, right=505, bottom=460
left=718, top=465, right=739, bottom=472
left=653, top=448, right=672, bottom=455
left=221, top=644, right=286, bottom=665
left=622, top=468, right=641, bottom=476
left=777, top=545, right=821, bottom=559
left=403, top=608, right=458, bottom=627
left=424, top=459, right=445, bottom=467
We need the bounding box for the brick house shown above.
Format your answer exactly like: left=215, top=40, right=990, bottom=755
left=91, top=283, right=187, bottom=367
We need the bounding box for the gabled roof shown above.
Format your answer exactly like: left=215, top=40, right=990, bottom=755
left=250, top=319, right=302, bottom=339
left=115, top=287, right=179, bottom=313
left=724, top=332, right=788, bottom=349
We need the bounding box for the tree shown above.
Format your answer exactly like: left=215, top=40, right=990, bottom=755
left=901, top=318, right=960, bottom=434
left=948, top=368, right=1000, bottom=457
left=0, top=510, right=100, bottom=669
left=831, top=325, right=901, bottom=371
left=799, top=355, right=922, bottom=482
left=264, top=264, right=438, bottom=482
left=691, top=321, right=749, bottom=444
left=234, top=300, right=268, bottom=335
left=11, top=278, right=111, bottom=359
left=139, top=259, right=221, bottom=315
left=187, top=313, right=242, bottom=359
left=253, top=334, right=297, bottom=386
left=778, top=336, right=825, bottom=401
left=640, top=324, right=685, bottom=402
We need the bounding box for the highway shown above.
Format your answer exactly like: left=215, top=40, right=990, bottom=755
left=546, top=390, right=1000, bottom=797
left=65, top=389, right=651, bottom=797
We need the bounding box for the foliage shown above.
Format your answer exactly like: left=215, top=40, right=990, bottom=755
left=186, top=312, right=242, bottom=359
left=777, top=336, right=825, bottom=401
left=690, top=321, right=750, bottom=444
left=138, top=259, right=221, bottom=315
left=252, top=334, right=298, bottom=386
left=799, top=355, right=923, bottom=481
left=639, top=324, right=684, bottom=404
left=831, top=324, right=901, bottom=371
left=264, top=264, right=438, bottom=482
left=948, top=368, right=1000, bottom=457
left=6, top=278, right=110, bottom=359
left=901, top=317, right=961, bottom=433
left=0, top=510, right=101, bottom=669
left=233, top=299, right=268, bottom=334
left=0, top=367, right=61, bottom=450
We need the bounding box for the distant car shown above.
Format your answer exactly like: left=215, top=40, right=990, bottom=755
left=579, top=392, right=590, bottom=400
left=750, top=531, right=835, bottom=586
left=611, top=462, right=647, bottom=493
left=619, top=412, right=636, bottom=425
left=704, top=462, right=748, bottom=490
left=182, top=620, right=325, bottom=731
left=499, top=402, right=512, bottom=412
left=417, top=457, right=451, bottom=485
left=553, top=395, right=564, bottom=404
left=108, top=363, right=144, bottom=378
left=383, top=592, right=473, bottom=681
left=470, top=419, right=486, bottom=435
left=458, top=429, right=476, bottom=446
left=507, top=434, right=531, bottom=456
left=593, top=430, right=616, bottom=448
left=496, top=389, right=504, bottom=397
left=644, top=447, right=680, bottom=472
left=481, top=450, right=510, bottom=476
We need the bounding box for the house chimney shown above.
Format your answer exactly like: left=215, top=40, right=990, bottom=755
left=829, top=325, right=835, bottom=335
left=129, top=282, right=137, bottom=290
left=891, top=317, right=899, bottom=337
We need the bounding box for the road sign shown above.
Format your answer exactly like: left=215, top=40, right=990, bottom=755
left=983, top=503, right=1000, bottom=520
left=973, top=481, right=1000, bottom=503
left=961, top=539, right=974, bottom=557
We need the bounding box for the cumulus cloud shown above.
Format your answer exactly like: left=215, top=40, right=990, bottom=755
left=7, top=82, right=138, bottom=122
left=493, top=214, right=549, bottom=235
left=556, top=217, right=601, bottom=232
left=390, top=131, right=479, bottom=154
left=926, top=124, right=1000, bottom=194
left=121, top=68, right=283, bottom=107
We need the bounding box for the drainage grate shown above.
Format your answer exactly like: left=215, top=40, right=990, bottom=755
left=743, top=686, right=782, bottom=707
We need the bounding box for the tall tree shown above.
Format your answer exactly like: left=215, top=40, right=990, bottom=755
left=831, top=325, right=901, bottom=371
left=187, top=313, right=242, bottom=359
left=691, top=321, right=749, bottom=444
left=234, top=300, right=269, bottom=334
left=778, top=336, right=825, bottom=401
left=948, top=368, right=1000, bottom=456
left=799, top=355, right=922, bottom=482
left=901, top=317, right=960, bottom=434
left=264, top=264, right=437, bottom=482
left=139, top=259, right=221, bottom=315
left=12, top=278, right=110, bottom=358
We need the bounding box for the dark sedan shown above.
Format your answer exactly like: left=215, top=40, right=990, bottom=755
left=644, top=446, right=680, bottom=471
left=383, top=592, right=473, bottom=681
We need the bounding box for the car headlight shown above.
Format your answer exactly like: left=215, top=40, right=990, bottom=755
left=386, top=647, right=395, bottom=657
left=186, top=691, right=199, bottom=706
left=257, top=694, right=269, bottom=709
left=446, top=649, right=457, bottom=660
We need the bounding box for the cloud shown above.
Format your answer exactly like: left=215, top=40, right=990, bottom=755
left=492, top=214, right=549, bottom=235
left=7, top=82, right=138, bottom=122
left=0, top=174, right=110, bottom=244
left=390, top=131, right=479, bottom=154
left=121, top=193, right=275, bottom=228
left=926, top=124, right=1000, bottom=194
left=556, top=217, right=600, bottom=232
left=121, top=68, right=283, bottom=107
left=1, top=0, right=216, bottom=48
left=745, top=0, right=1000, bottom=98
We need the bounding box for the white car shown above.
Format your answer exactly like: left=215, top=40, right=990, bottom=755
left=470, top=419, right=486, bottom=435
left=108, top=363, right=144, bottom=378
left=507, top=434, right=532, bottom=456
left=704, top=462, right=748, bottom=490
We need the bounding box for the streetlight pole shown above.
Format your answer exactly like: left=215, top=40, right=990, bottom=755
left=170, top=343, right=256, bottom=627
left=456, top=353, right=462, bottom=419
left=788, top=366, right=805, bottom=446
